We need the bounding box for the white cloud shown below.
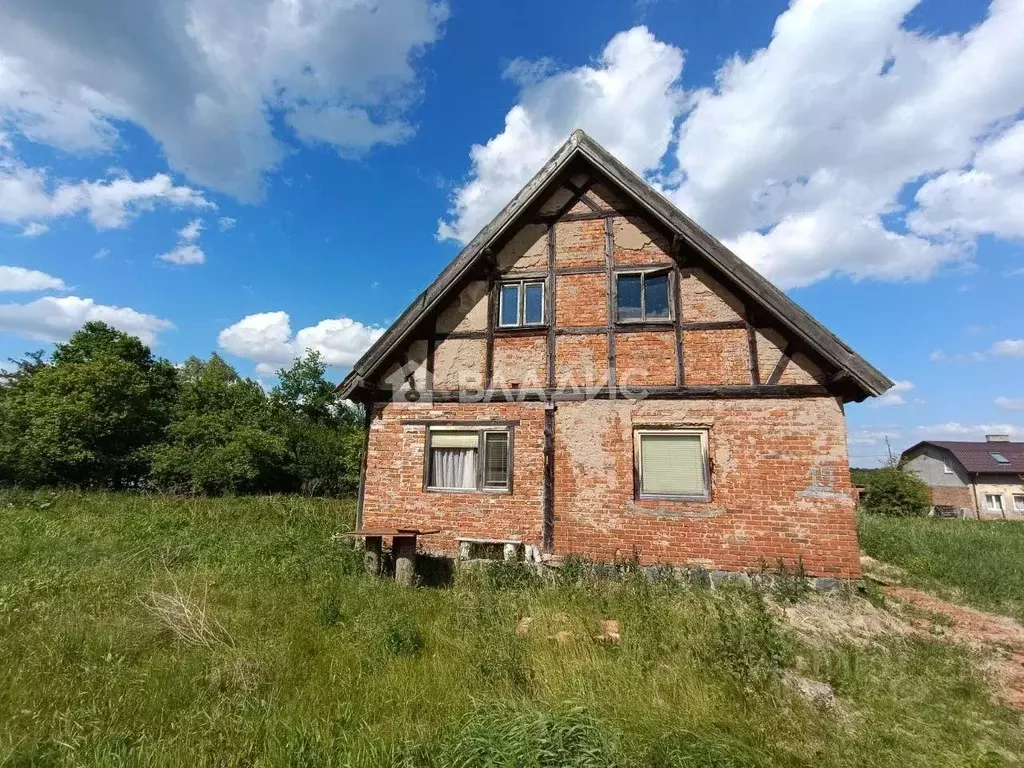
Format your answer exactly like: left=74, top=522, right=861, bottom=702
left=0, top=265, right=67, bottom=291
left=914, top=422, right=1023, bottom=440
left=20, top=221, right=47, bottom=237
left=158, top=217, right=207, bottom=265
left=909, top=121, right=1024, bottom=239
left=287, top=105, right=414, bottom=154
left=0, top=157, right=213, bottom=229
left=869, top=379, right=917, bottom=407
left=177, top=218, right=203, bottom=242
left=930, top=347, right=988, bottom=363
left=441, top=0, right=1024, bottom=290
left=995, top=396, right=1024, bottom=411
left=990, top=339, right=1024, bottom=358
left=0, top=0, right=449, bottom=198
left=438, top=26, right=685, bottom=243
left=669, top=0, right=1024, bottom=288
left=218, top=216, right=236, bottom=231
left=156, top=243, right=206, bottom=266
left=218, top=311, right=384, bottom=373
left=848, top=428, right=902, bottom=445
left=0, top=295, right=173, bottom=345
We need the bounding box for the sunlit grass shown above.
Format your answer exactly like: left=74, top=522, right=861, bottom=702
left=0, top=489, right=1020, bottom=766
left=858, top=513, right=1024, bottom=622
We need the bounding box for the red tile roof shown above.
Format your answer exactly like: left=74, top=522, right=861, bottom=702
left=923, top=441, right=1024, bottom=474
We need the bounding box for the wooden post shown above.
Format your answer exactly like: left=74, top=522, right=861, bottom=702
left=363, top=536, right=383, bottom=577
left=393, top=535, right=417, bottom=587
left=542, top=404, right=555, bottom=552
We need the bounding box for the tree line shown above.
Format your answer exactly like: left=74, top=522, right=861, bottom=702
left=0, top=322, right=365, bottom=496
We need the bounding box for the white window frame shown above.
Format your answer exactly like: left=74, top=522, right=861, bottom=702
left=633, top=428, right=711, bottom=502
left=1013, top=494, right=1024, bottom=513
left=984, top=493, right=1004, bottom=513
left=498, top=280, right=546, bottom=328
left=615, top=269, right=674, bottom=324
left=425, top=426, right=512, bottom=493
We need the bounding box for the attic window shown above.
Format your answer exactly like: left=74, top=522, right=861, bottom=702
left=616, top=271, right=671, bottom=323
left=990, top=452, right=1010, bottom=464
left=499, top=280, right=545, bottom=327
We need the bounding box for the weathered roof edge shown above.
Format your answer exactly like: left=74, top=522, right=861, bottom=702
left=337, top=131, right=582, bottom=399
left=338, top=129, right=893, bottom=400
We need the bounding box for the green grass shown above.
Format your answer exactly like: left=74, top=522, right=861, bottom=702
left=858, top=513, right=1024, bottom=622
left=1, top=490, right=1021, bottom=767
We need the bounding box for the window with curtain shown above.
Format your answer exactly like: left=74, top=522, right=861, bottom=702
left=429, top=431, right=478, bottom=489
left=635, top=429, right=709, bottom=500
left=427, top=428, right=510, bottom=491
left=985, top=493, right=1004, bottom=512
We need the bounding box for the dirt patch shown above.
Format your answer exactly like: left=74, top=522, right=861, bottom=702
left=778, top=593, right=914, bottom=648
left=886, top=586, right=1024, bottom=711
left=778, top=586, right=1024, bottom=711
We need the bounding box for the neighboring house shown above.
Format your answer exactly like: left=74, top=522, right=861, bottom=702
left=901, top=436, right=1024, bottom=519
left=337, top=130, right=892, bottom=579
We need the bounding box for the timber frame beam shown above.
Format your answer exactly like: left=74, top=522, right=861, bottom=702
left=362, top=384, right=832, bottom=404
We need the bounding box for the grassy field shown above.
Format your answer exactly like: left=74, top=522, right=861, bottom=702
left=1, top=490, right=1022, bottom=767
left=858, top=514, right=1024, bottom=623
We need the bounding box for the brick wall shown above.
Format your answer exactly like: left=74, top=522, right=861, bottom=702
left=361, top=402, right=547, bottom=552
left=683, top=329, right=750, bottom=386
left=616, top=331, right=677, bottom=387
left=362, top=396, right=860, bottom=578
left=929, top=485, right=974, bottom=511
left=556, top=273, right=607, bottom=328
left=359, top=180, right=865, bottom=578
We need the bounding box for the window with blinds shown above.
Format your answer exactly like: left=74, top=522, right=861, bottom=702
left=636, top=430, right=709, bottom=500
left=483, top=432, right=509, bottom=488
left=427, top=427, right=511, bottom=492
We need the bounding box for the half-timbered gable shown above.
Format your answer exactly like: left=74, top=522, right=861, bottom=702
left=340, top=130, right=891, bottom=579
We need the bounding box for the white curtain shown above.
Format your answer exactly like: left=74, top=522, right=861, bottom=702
left=431, top=448, right=477, bottom=489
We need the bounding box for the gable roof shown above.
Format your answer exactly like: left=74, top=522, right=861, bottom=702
left=904, top=441, right=1024, bottom=475
left=338, top=129, right=893, bottom=402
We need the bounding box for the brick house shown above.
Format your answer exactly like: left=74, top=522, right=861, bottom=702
left=901, top=436, right=1024, bottom=519
left=337, top=130, right=892, bottom=579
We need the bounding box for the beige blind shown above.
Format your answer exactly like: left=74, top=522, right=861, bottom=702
left=431, top=431, right=479, bottom=449
left=640, top=433, right=705, bottom=496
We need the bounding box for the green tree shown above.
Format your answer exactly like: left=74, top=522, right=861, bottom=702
left=861, top=464, right=931, bottom=517
left=0, top=323, right=177, bottom=488
left=271, top=351, right=365, bottom=496
left=150, top=354, right=289, bottom=495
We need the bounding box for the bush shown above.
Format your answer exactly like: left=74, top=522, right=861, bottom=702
left=0, top=323, right=177, bottom=488
left=861, top=465, right=931, bottom=517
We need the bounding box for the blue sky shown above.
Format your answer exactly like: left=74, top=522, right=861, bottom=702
left=0, top=0, right=1022, bottom=465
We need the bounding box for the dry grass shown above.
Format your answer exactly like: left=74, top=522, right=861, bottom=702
left=141, top=574, right=234, bottom=649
